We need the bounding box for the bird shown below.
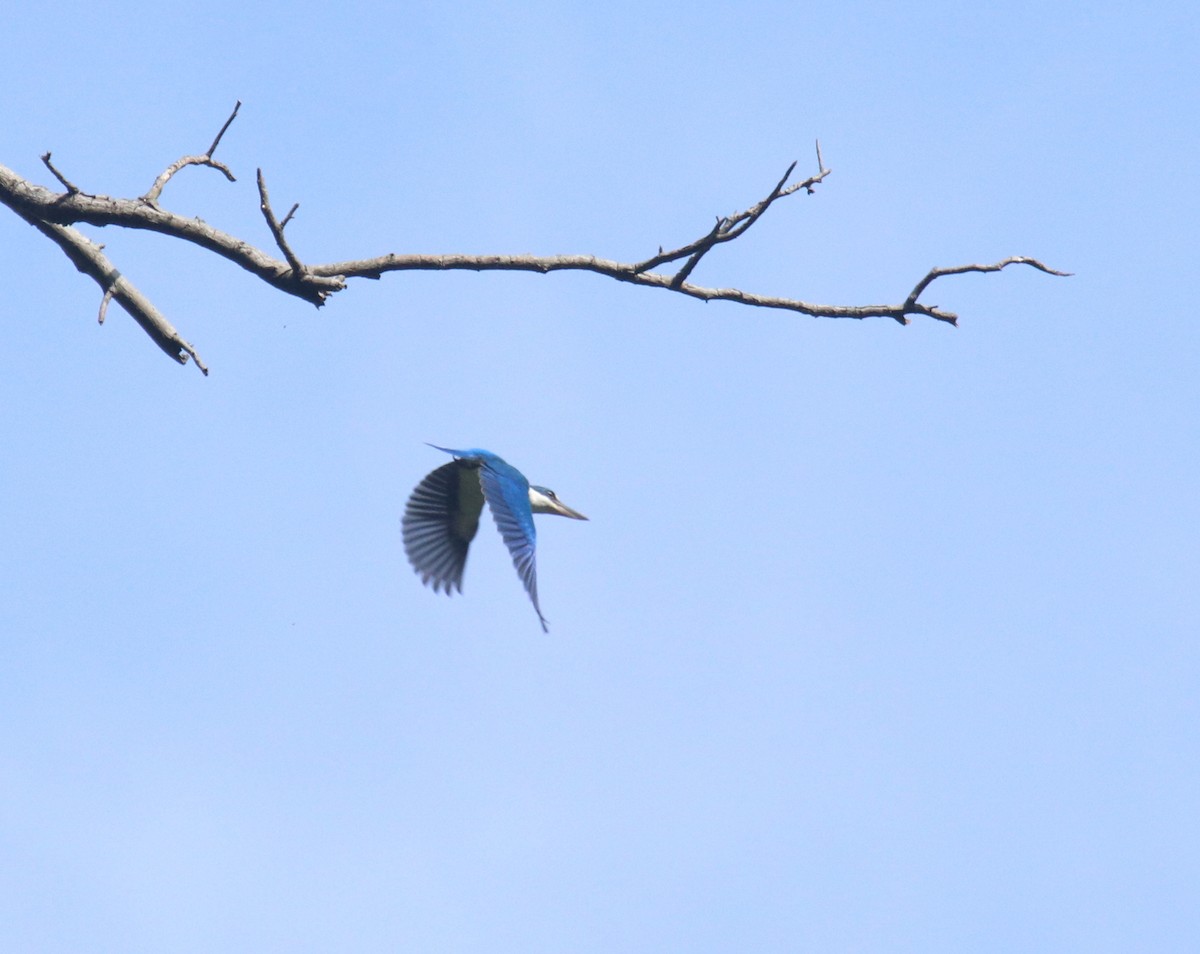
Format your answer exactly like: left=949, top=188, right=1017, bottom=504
left=402, top=445, right=587, bottom=632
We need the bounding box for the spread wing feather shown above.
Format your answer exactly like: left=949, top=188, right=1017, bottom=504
left=478, top=458, right=548, bottom=632
left=402, top=460, right=484, bottom=595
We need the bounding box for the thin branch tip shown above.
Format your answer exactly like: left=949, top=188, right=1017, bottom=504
left=205, top=100, right=242, bottom=158
left=1015, top=256, right=1072, bottom=277
left=903, top=256, right=1070, bottom=318
left=41, top=152, right=81, bottom=194
left=97, top=287, right=114, bottom=325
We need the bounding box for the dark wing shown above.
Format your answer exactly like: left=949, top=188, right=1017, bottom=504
left=478, top=458, right=548, bottom=632
left=402, top=460, right=484, bottom=595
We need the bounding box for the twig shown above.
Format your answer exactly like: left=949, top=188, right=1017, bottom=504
left=97, top=285, right=115, bottom=325
left=256, top=168, right=306, bottom=279
left=279, top=203, right=299, bottom=230
left=142, top=101, right=241, bottom=203
left=903, top=257, right=1074, bottom=325
left=635, top=142, right=830, bottom=276
left=670, top=216, right=725, bottom=289
left=667, top=158, right=811, bottom=288
left=203, top=100, right=241, bottom=158
left=40, top=152, right=81, bottom=195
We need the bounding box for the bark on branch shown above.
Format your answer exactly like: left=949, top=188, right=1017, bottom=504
left=0, top=103, right=1070, bottom=375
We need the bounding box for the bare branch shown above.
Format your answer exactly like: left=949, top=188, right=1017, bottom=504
left=306, top=250, right=1067, bottom=327
left=670, top=216, right=725, bottom=289
left=203, top=99, right=242, bottom=158
left=256, top=168, right=307, bottom=279
left=902, top=257, right=1075, bottom=325
left=142, top=101, right=241, bottom=203
left=20, top=211, right=207, bottom=372
left=97, top=286, right=115, bottom=325
left=634, top=153, right=830, bottom=275
left=40, top=152, right=81, bottom=195
left=905, top=256, right=1073, bottom=308
left=0, top=113, right=1068, bottom=374
left=0, top=165, right=345, bottom=305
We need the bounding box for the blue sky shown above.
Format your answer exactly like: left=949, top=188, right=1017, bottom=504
left=2, top=1, right=1197, bottom=951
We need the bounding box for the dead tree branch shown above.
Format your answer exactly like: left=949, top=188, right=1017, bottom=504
left=256, top=168, right=306, bottom=279
left=0, top=105, right=1069, bottom=374
left=40, top=152, right=82, bottom=195
left=20, top=211, right=208, bottom=371
left=142, top=100, right=240, bottom=204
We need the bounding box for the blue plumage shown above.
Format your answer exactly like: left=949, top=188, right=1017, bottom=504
left=402, top=446, right=587, bottom=632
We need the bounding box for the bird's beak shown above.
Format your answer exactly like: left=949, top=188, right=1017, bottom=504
left=549, top=499, right=588, bottom=520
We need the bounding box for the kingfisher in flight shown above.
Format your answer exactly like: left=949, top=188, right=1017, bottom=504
left=402, top=446, right=588, bottom=632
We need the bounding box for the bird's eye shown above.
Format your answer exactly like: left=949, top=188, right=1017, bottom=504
left=547, top=490, right=558, bottom=499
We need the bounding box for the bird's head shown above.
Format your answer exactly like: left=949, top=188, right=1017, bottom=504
left=528, top=485, right=588, bottom=520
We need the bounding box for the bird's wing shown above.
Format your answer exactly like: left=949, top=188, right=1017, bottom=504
left=478, top=459, right=549, bottom=632
left=402, top=460, right=484, bottom=594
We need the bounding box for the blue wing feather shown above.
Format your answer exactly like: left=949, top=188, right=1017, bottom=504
left=477, top=457, right=549, bottom=632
